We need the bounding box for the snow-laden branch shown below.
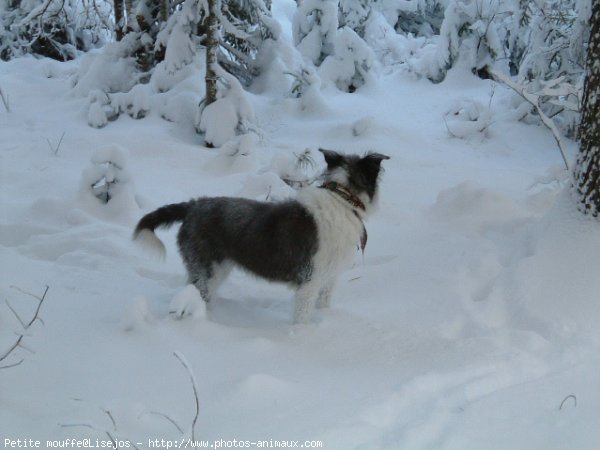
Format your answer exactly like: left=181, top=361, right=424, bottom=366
left=487, top=67, right=571, bottom=171
left=17, top=0, right=55, bottom=26
left=217, top=4, right=251, bottom=41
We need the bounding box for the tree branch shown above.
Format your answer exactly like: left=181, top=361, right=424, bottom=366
left=487, top=67, right=570, bottom=171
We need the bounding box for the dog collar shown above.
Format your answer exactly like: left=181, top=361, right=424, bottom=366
left=319, top=181, right=366, bottom=211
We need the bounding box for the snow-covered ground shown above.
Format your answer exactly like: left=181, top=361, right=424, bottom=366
left=2, top=18, right=600, bottom=450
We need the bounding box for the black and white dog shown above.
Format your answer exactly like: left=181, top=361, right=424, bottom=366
left=133, top=149, right=389, bottom=323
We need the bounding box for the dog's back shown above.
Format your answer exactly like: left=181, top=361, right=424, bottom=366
left=178, top=197, right=319, bottom=286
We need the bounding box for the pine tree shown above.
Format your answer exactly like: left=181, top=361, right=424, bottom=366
left=293, top=0, right=339, bottom=66
left=572, top=0, right=600, bottom=217
left=338, top=0, right=372, bottom=37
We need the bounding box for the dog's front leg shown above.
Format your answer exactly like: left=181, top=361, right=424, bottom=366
left=293, top=282, right=320, bottom=324
left=316, top=278, right=336, bottom=309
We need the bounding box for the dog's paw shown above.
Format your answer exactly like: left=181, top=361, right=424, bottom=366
left=169, top=285, right=206, bottom=320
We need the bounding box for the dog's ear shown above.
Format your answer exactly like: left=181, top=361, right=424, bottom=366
left=319, top=148, right=344, bottom=169
left=358, top=152, right=390, bottom=182
left=364, top=152, right=390, bottom=162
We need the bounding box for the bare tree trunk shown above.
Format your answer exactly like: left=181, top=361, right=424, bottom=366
left=205, top=0, right=219, bottom=107
left=114, top=0, right=124, bottom=40
left=160, top=0, right=169, bottom=23
left=125, top=0, right=134, bottom=31
left=573, top=0, right=600, bottom=217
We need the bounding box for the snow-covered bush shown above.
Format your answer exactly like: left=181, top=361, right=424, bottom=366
left=87, top=90, right=117, bottom=128
left=293, top=0, right=374, bottom=92
left=197, top=69, right=256, bottom=147
left=320, top=26, right=374, bottom=91
left=293, top=0, right=339, bottom=65
left=287, top=65, right=327, bottom=111
left=154, top=0, right=203, bottom=75
left=0, top=0, right=110, bottom=61
left=267, top=148, right=319, bottom=189
left=443, top=98, right=491, bottom=139
left=79, top=145, right=139, bottom=222
left=429, top=0, right=510, bottom=82
left=379, top=0, right=447, bottom=36
left=72, top=35, right=141, bottom=96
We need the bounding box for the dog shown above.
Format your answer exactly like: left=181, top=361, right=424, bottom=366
left=133, top=149, right=389, bottom=323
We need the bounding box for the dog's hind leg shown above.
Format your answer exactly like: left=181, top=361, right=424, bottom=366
left=316, top=278, right=336, bottom=309
left=188, top=261, right=232, bottom=308
left=293, top=281, right=321, bottom=324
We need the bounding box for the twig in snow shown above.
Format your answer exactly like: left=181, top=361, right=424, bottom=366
left=0, top=335, right=25, bottom=366
left=101, top=408, right=117, bottom=430
left=0, top=86, right=10, bottom=112
left=5, top=300, right=27, bottom=329
left=10, top=284, right=49, bottom=327
left=559, top=394, right=577, bottom=410
left=488, top=83, right=496, bottom=110
left=0, top=358, right=24, bottom=369
left=174, top=351, right=200, bottom=440
left=60, top=423, right=96, bottom=430
left=487, top=67, right=570, bottom=171
left=105, top=432, right=118, bottom=449
left=46, top=131, right=66, bottom=155
left=139, top=411, right=184, bottom=434
left=60, top=420, right=138, bottom=450
left=0, top=285, right=49, bottom=368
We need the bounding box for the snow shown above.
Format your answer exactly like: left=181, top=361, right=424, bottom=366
left=1, top=10, right=600, bottom=450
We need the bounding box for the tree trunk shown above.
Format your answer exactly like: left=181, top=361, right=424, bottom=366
left=205, top=0, right=219, bottom=107
left=125, top=0, right=134, bottom=31
left=160, top=0, right=169, bottom=23
left=114, top=0, right=124, bottom=41
left=573, top=1, right=600, bottom=217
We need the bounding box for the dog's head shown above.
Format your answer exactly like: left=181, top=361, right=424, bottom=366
left=319, top=148, right=389, bottom=214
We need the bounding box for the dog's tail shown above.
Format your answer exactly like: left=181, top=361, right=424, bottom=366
left=133, top=202, right=190, bottom=259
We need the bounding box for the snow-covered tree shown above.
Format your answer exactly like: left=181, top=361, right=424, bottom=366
left=572, top=0, right=599, bottom=217
left=512, top=0, right=587, bottom=81
left=430, top=0, right=510, bottom=82
left=293, top=0, right=375, bottom=92
left=0, top=0, right=111, bottom=61
left=293, top=0, right=339, bottom=66
left=198, top=66, right=255, bottom=147
left=508, top=0, right=589, bottom=137
left=218, top=0, right=276, bottom=85
left=71, top=0, right=278, bottom=148
left=338, top=0, right=373, bottom=36
left=320, top=26, right=374, bottom=91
